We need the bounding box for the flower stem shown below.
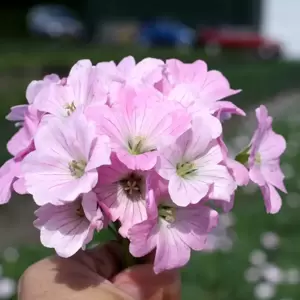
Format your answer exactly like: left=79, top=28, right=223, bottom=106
left=107, top=223, right=119, bottom=240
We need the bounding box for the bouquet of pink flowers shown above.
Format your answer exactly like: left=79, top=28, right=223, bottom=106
left=0, top=57, right=287, bottom=273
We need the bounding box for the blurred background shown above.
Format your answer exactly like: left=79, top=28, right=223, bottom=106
left=0, top=0, right=300, bottom=299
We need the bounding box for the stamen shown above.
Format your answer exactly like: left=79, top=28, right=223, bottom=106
left=255, top=153, right=261, bottom=164
left=128, top=136, right=155, bottom=155
left=119, top=173, right=144, bottom=200
left=69, top=160, right=87, bottom=178
left=159, top=205, right=176, bottom=223
left=176, top=162, right=197, bottom=178
left=76, top=205, right=85, bottom=217
left=64, top=102, right=76, bottom=116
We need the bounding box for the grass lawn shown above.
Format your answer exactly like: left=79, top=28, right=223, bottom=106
left=0, top=43, right=299, bottom=299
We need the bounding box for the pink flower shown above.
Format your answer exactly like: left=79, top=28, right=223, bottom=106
left=248, top=105, right=287, bottom=214
left=165, top=59, right=241, bottom=115
left=96, top=154, right=154, bottom=237
left=128, top=188, right=219, bottom=274
left=26, top=74, right=60, bottom=104
left=218, top=138, right=249, bottom=187
left=97, top=56, right=164, bottom=87
left=95, top=56, right=164, bottom=107
left=0, top=105, right=42, bottom=201
left=34, top=191, right=105, bottom=257
left=87, top=88, right=191, bottom=170
left=6, top=74, right=60, bottom=125
left=34, top=60, right=103, bottom=117
left=0, top=159, right=20, bottom=204
left=7, top=105, right=42, bottom=159
left=6, top=105, right=28, bottom=125
left=156, top=115, right=236, bottom=206
left=22, top=112, right=111, bottom=205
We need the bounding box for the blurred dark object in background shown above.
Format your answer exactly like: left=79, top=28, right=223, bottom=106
left=27, top=4, right=86, bottom=41
left=138, top=17, right=195, bottom=49
left=196, top=26, right=282, bottom=60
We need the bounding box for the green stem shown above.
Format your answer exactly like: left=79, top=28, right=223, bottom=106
left=107, top=223, right=119, bottom=239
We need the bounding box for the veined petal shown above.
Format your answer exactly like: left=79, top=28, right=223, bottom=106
left=153, top=220, right=191, bottom=274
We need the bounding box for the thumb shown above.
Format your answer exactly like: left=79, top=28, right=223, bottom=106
left=113, top=264, right=181, bottom=300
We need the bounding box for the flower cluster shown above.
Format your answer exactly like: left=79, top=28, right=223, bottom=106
left=0, top=57, right=287, bottom=273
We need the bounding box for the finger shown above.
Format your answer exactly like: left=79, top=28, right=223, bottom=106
left=18, top=251, right=134, bottom=300
left=85, top=241, right=123, bottom=280
left=113, top=264, right=181, bottom=300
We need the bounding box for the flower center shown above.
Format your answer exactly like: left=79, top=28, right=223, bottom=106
left=159, top=205, right=176, bottom=223
left=128, top=136, right=155, bottom=155
left=76, top=204, right=85, bottom=218
left=64, top=102, right=76, bottom=116
left=69, top=160, right=87, bottom=178
left=255, top=153, right=261, bottom=164
left=119, top=172, right=144, bottom=200
left=176, top=162, right=197, bottom=178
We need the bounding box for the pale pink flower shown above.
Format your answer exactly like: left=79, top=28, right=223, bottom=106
left=26, top=74, right=60, bottom=104
left=128, top=188, right=219, bottom=274
left=0, top=105, right=42, bottom=201
left=248, top=105, right=287, bottom=214
left=0, top=159, right=20, bottom=204
left=95, top=154, right=155, bottom=237
left=34, top=191, right=105, bottom=257
left=95, top=56, right=164, bottom=107
left=156, top=115, right=236, bottom=206
left=213, top=100, right=246, bottom=122
left=34, top=60, right=104, bottom=117
left=218, top=138, right=249, bottom=187
left=22, top=112, right=111, bottom=205
left=165, top=59, right=241, bottom=115
left=7, top=106, right=42, bottom=159
left=97, top=56, right=164, bottom=87
left=6, top=105, right=28, bottom=125
left=6, top=74, right=60, bottom=125
left=0, top=106, right=42, bottom=203
left=209, top=137, right=249, bottom=213
left=87, top=88, right=191, bottom=170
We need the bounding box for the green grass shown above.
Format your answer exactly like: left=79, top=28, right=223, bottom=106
left=0, top=43, right=300, bottom=299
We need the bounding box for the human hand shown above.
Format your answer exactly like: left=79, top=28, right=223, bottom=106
left=18, top=242, right=181, bottom=300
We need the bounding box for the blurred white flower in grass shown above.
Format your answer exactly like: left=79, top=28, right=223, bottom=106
left=254, top=282, right=276, bottom=300
left=281, top=163, right=295, bottom=180
left=219, top=212, right=235, bottom=228
left=245, top=267, right=261, bottom=283
left=249, top=249, right=267, bottom=266
left=260, top=232, right=280, bottom=250
left=0, top=278, right=16, bottom=299
left=3, top=247, right=19, bottom=263
left=262, top=264, right=284, bottom=284
left=286, top=193, right=300, bottom=208
left=284, top=268, right=300, bottom=285
left=204, top=212, right=235, bottom=252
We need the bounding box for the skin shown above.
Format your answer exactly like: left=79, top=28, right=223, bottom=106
left=18, top=242, right=181, bottom=300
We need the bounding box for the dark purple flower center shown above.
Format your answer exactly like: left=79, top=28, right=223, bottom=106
left=76, top=204, right=85, bottom=218
left=119, top=172, right=145, bottom=201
